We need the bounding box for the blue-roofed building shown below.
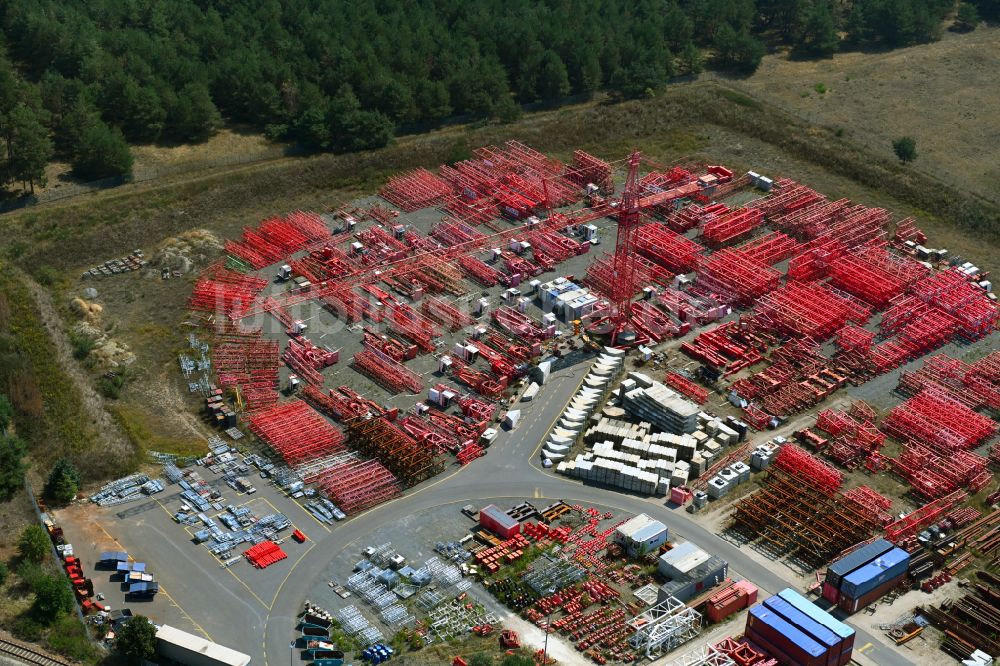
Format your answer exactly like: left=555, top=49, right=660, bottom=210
left=613, top=513, right=668, bottom=557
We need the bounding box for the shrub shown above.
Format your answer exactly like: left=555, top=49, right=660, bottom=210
left=0, top=561, right=9, bottom=585
left=18, top=525, right=50, bottom=563
left=892, top=136, right=918, bottom=162
left=116, top=616, right=158, bottom=663
left=30, top=573, right=75, bottom=622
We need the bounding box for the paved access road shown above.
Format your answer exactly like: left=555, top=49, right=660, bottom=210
left=261, top=363, right=914, bottom=666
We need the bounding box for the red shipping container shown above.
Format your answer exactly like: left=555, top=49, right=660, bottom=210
left=822, top=581, right=839, bottom=604
left=837, top=573, right=906, bottom=614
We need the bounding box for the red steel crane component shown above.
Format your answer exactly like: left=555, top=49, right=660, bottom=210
left=467, top=338, right=521, bottom=378
left=363, top=327, right=417, bottom=362
left=478, top=329, right=538, bottom=362
left=695, top=249, right=781, bottom=306
left=635, top=222, right=704, bottom=272
left=735, top=231, right=801, bottom=266
left=882, top=388, right=997, bottom=451
left=701, top=207, right=765, bottom=246
left=352, top=348, right=423, bottom=394
left=421, top=296, right=476, bottom=331
left=492, top=306, right=551, bottom=340
left=188, top=265, right=268, bottom=317
left=884, top=490, right=967, bottom=541
left=247, top=399, right=347, bottom=465
left=628, top=301, right=681, bottom=342
left=307, top=456, right=402, bottom=515
left=401, top=415, right=457, bottom=453
left=566, top=150, right=613, bottom=193
left=772, top=444, right=844, bottom=494
left=456, top=254, right=505, bottom=286
left=912, top=268, right=1000, bottom=340
left=663, top=372, right=709, bottom=404
left=457, top=395, right=497, bottom=424
left=380, top=168, right=454, bottom=211
left=448, top=358, right=507, bottom=398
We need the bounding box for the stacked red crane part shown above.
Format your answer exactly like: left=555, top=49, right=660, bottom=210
left=307, top=455, right=402, bottom=514
left=842, top=486, right=893, bottom=526
left=884, top=490, right=967, bottom=541
left=736, top=231, right=802, bottom=266
left=890, top=443, right=990, bottom=499
left=492, top=306, right=551, bottom=340
left=664, top=372, right=709, bottom=404
left=772, top=444, right=844, bottom=494
left=301, top=384, right=384, bottom=423
left=385, top=303, right=440, bottom=352
left=666, top=202, right=729, bottom=233
left=244, top=541, right=287, bottom=568
left=212, top=336, right=280, bottom=410
left=421, top=296, right=476, bottom=331
left=456, top=254, right=505, bottom=286
left=355, top=224, right=410, bottom=263
left=628, top=301, right=681, bottom=342
left=714, top=637, right=774, bottom=666
left=565, top=150, right=613, bottom=192
left=746, top=179, right=823, bottom=218
left=701, top=207, right=765, bottom=246
left=813, top=407, right=884, bottom=469
left=430, top=218, right=484, bottom=246
left=893, top=217, right=927, bottom=245
left=353, top=347, right=423, bottom=394
left=911, top=268, right=999, bottom=339
left=457, top=394, right=497, bottom=424
left=468, top=339, right=520, bottom=378
left=787, top=237, right=847, bottom=281
left=897, top=354, right=1000, bottom=410
left=479, top=329, right=537, bottom=362
left=827, top=243, right=927, bottom=307
left=753, top=282, right=855, bottom=341
left=379, top=168, right=454, bottom=211
left=282, top=337, right=338, bottom=386
left=695, top=249, right=781, bottom=305
left=248, top=399, right=346, bottom=465
left=882, top=388, right=997, bottom=452
left=634, top=222, right=704, bottom=272
left=226, top=211, right=331, bottom=269
left=448, top=358, right=507, bottom=399
left=680, top=321, right=769, bottom=371
left=401, top=415, right=454, bottom=453
left=188, top=265, right=268, bottom=318
left=970, top=352, right=1000, bottom=405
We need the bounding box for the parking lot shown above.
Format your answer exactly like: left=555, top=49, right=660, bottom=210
left=55, top=458, right=333, bottom=653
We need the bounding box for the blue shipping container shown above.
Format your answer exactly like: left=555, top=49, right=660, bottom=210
left=777, top=588, right=855, bottom=643
left=763, top=597, right=839, bottom=649
left=825, top=539, right=894, bottom=588
left=747, top=605, right=826, bottom=663
left=839, top=547, right=910, bottom=599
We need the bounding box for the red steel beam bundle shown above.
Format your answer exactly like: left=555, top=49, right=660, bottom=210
left=842, top=486, right=893, bottom=528
left=884, top=490, right=967, bottom=541
left=379, top=168, right=455, bottom=211
left=282, top=339, right=323, bottom=386
left=305, top=245, right=360, bottom=280
left=402, top=229, right=441, bottom=253
left=530, top=229, right=587, bottom=261
left=695, top=249, right=781, bottom=306
left=468, top=338, right=520, bottom=378
left=912, top=268, right=1000, bottom=340
left=247, top=399, right=346, bottom=465
left=301, top=384, right=386, bottom=423
left=421, top=296, right=475, bottom=331
left=771, top=198, right=851, bottom=238
left=893, top=217, right=927, bottom=245
left=430, top=218, right=485, bottom=247
left=754, top=282, right=853, bottom=341
left=356, top=224, right=410, bottom=261
left=188, top=265, right=268, bottom=317
left=828, top=251, right=910, bottom=307
left=815, top=408, right=860, bottom=437
left=347, top=415, right=444, bottom=486
left=882, top=388, right=997, bottom=451
left=226, top=212, right=332, bottom=268
left=457, top=395, right=497, bottom=424
left=891, top=444, right=991, bottom=499
left=772, top=443, right=844, bottom=494
left=566, top=150, right=613, bottom=192
left=479, top=329, right=537, bottom=362
left=212, top=336, right=280, bottom=409
left=308, top=455, right=402, bottom=514
left=834, top=325, right=875, bottom=354
left=827, top=205, right=890, bottom=249
left=854, top=243, right=929, bottom=284
left=742, top=403, right=774, bottom=430
left=426, top=409, right=481, bottom=443
left=385, top=303, right=440, bottom=352
left=701, top=207, right=765, bottom=246
left=634, top=222, right=704, bottom=272
left=664, top=372, right=709, bottom=404
left=440, top=194, right=498, bottom=226
left=629, top=301, right=681, bottom=342
left=447, top=357, right=507, bottom=398
left=786, top=237, right=846, bottom=281
left=492, top=305, right=551, bottom=340
left=415, top=261, right=468, bottom=296
left=969, top=352, right=1000, bottom=408
left=680, top=321, right=767, bottom=371
left=352, top=347, right=423, bottom=394
left=736, top=231, right=802, bottom=266
left=502, top=250, right=542, bottom=279
left=456, top=254, right=505, bottom=286
left=401, top=415, right=460, bottom=453
left=244, top=541, right=287, bottom=568
left=666, top=202, right=730, bottom=233
left=747, top=179, right=823, bottom=218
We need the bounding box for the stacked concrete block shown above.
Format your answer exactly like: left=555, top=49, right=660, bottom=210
left=622, top=381, right=700, bottom=434
left=584, top=418, right=647, bottom=446
left=750, top=441, right=781, bottom=470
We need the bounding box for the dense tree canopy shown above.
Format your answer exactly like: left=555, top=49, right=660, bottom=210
left=0, top=0, right=969, bottom=187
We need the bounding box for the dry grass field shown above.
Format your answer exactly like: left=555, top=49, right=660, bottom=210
left=730, top=25, right=1000, bottom=204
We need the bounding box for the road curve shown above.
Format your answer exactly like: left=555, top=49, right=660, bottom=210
left=263, top=364, right=913, bottom=666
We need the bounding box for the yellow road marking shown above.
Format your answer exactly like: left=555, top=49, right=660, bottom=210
left=858, top=642, right=873, bottom=653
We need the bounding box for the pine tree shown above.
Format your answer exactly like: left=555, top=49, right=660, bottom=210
left=44, top=458, right=80, bottom=505
left=7, top=106, right=53, bottom=192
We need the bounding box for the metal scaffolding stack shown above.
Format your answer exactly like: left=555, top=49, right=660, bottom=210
left=635, top=222, right=705, bottom=272
left=731, top=468, right=880, bottom=568
left=347, top=415, right=444, bottom=487
left=188, top=264, right=268, bottom=318
left=353, top=347, right=423, bottom=394
left=628, top=596, right=702, bottom=659
left=566, top=150, right=613, bottom=193
left=897, top=353, right=1000, bottom=410
left=225, top=211, right=332, bottom=269
left=305, top=452, right=402, bottom=514
left=212, top=335, right=280, bottom=410
left=695, top=249, right=781, bottom=306
left=247, top=399, right=347, bottom=465
left=772, top=444, right=843, bottom=493
left=753, top=282, right=855, bottom=341
left=911, top=268, right=1000, bottom=339
left=701, top=208, right=765, bottom=246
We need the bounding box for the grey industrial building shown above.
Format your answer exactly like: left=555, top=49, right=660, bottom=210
left=656, top=541, right=729, bottom=604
